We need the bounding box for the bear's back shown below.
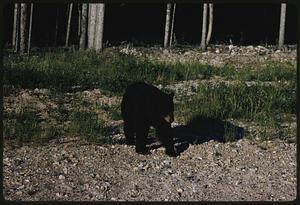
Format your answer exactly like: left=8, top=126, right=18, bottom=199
left=123, top=82, right=173, bottom=119
left=124, top=82, right=166, bottom=101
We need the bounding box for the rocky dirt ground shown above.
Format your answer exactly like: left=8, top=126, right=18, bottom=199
left=118, top=44, right=296, bottom=69
left=3, top=138, right=297, bottom=201
left=3, top=45, right=297, bottom=201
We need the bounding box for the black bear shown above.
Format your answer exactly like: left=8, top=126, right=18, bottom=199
left=121, top=82, right=177, bottom=156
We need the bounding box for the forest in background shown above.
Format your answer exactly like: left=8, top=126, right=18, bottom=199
left=3, top=3, right=297, bottom=54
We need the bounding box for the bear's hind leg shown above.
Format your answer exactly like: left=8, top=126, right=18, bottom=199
left=124, top=120, right=135, bottom=145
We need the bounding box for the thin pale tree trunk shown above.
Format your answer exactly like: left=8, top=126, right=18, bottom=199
left=16, top=4, right=21, bottom=52
left=54, top=8, right=59, bottom=46
left=12, top=3, right=19, bottom=50
left=201, top=3, right=208, bottom=51
left=27, top=3, right=33, bottom=55
left=94, top=4, right=100, bottom=49
left=78, top=4, right=81, bottom=38
left=20, top=3, right=28, bottom=54
left=278, top=3, right=287, bottom=49
left=206, top=3, right=213, bottom=45
left=80, top=3, right=88, bottom=50
left=65, top=3, right=73, bottom=47
left=95, top=4, right=105, bottom=52
left=13, top=3, right=20, bottom=52
left=169, top=3, right=176, bottom=47
left=88, top=4, right=97, bottom=48
left=164, top=3, right=171, bottom=48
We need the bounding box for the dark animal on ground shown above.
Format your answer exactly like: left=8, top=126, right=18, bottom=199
left=121, top=82, right=177, bottom=156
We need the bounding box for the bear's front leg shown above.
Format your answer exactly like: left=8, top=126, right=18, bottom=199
left=155, top=119, right=178, bottom=157
left=135, top=121, right=150, bottom=155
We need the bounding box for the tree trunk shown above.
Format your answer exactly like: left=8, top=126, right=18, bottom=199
left=27, top=3, right=33, bottom=55
left=164, top=3, right=171, bottom=48
left=12, top=3, right=20, bottom=50
left=95, top=4, right=105, bottom=52
left=20, top=3, right=28, bottom=54
left=78, top=4, right=81, bottom=38
left=65, top=3, right=73, bottom=47
left=54, top=8, right=59, bottom=46
left=278, top=3, right=287, bottom=49
left=206, top=3, right=213, bottom=45
left=169, top=3, right=176, bottom=47
left=88, top=4, right=97, bottom=48
left=201, top=3, right=208, bottom=51
left=80, top=3, right=88, bottom=50
left=87, top=3, right=105, bottom=52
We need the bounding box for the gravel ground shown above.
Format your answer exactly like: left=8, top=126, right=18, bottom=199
left=117, top=44, right=296, bottom=69
left=3, top=138, right=296, bottom=201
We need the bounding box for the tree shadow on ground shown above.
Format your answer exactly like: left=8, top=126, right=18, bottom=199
left=148, top=115, right=247, bottom=155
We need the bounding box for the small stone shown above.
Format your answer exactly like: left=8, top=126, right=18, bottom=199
left=3, top=158, right=11, bottom=166
left=138, top=163, right=144, bottom=171
left=246, top=45, right=254, bottom=50
left=58, top=175, right=65, bottom=180
left=84, top=183, right=89, bottom=190
left=101, top=182, right=111, bottom=191
left=18, top=185, right=25, bottom=189
left=177, top=188, right=183, bottom=197
left=162, top=159, right=171, bottom=168
left=186, top=173, right=194, bottom=180
left=215, top=151, right=222, bottom=157
left=167, top=169, right=173, bottom=174
left=63, top=167, right=68, bottom=174
left=53, top=161, right=59, bottom=166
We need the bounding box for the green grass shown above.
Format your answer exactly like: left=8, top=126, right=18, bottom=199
left=4, top=109, right=113, bottom=145
left=3, top=50, right=296, bottom=145
left=3, top=90, right=120, bottom=145
left=176, top=82, right=296, bottom=122
left=68, top=110, right=113, bottom=144
left=101, top=104, right=122, bottom=121
left=3, top=108, right=67, bottom=146
left=4, top=109, right=41, bottom=145
left=239, top=62, right=296, bottom=81
left=4, top=51, right=296, bottom=94
left=4, top=51, right=185, bottom=93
